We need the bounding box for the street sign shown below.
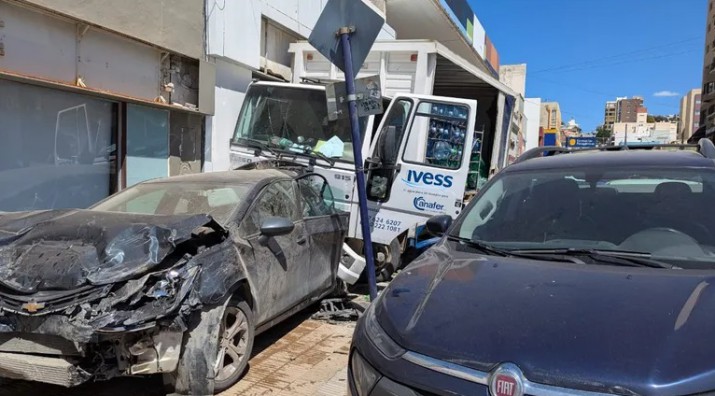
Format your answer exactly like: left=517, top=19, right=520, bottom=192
left=308, top=0, right=385, bottom=75
left=326, top=75, right=383, bottom=121
left=566, top=136, right=597, bottom=148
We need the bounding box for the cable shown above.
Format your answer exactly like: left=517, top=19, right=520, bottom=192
left=531, top=36, right=702, bottom=74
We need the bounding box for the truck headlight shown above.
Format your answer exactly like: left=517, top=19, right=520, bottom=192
left=350, top=351, right=381, bottom=396
left=364, top=304, right=405, bottom=359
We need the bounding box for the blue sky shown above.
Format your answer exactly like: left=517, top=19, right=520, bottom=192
left=470, top=0, right=707, bottom=132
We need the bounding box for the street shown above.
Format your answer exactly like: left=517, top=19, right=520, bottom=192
left=0, top=308, right=354, bottom=396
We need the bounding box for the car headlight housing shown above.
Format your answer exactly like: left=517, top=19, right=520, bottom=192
left=350, top=351, right=381, bottom=396
left=364, top=304, right=405, bottom=359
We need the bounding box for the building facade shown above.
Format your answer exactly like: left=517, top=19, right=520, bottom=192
left=703, top=0, right=715, bottom=135
left=603, top=101, right=617, bottom=132
left=499, top=64, right=526, bottom=97
left=523, top=98, right=542, bottom=150
left=680, top=89, right=702, bottom=142
left=540, top=102, right=562, bottom=130
left=0, top=0, right=210, bottom=212
left=616, top=97, right=645, bottom=123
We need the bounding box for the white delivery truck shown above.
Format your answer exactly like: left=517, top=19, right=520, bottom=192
left=229, top=40, right=518, bottom=282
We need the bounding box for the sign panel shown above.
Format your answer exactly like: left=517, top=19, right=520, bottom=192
left=566, top=136, right=597, bottom=148
left=441, top=0, right=475, bottom=40
left=308, top=0, right=385, bottom=75
left=472, top=14, right=487, bottom=59
left=326, top=75, right=384, bottom=121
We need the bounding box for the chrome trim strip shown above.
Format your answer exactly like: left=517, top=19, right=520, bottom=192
left=403, top=351, right=614, bottom=396
left=403, top=351, right=489, bottom=385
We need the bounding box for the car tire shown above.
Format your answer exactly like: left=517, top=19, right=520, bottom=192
left=166, top=298, right=255, bottom=395
left=376, top=239, right=401, bottom=283
left=214, top=299, right=255, bottom=393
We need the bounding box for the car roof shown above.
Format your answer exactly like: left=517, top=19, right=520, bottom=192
left=143, top=169, right=297, bottom=185
left=505, top=150, right=715, bottom=173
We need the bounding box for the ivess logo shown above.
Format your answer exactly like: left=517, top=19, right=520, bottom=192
left=403, top=170, right=453, bottom=188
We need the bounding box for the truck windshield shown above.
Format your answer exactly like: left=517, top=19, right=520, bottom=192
left=232, top=85, right=362, bottom=163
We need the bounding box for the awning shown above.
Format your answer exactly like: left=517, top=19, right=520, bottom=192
left=385, top=0, right=493, bottom=75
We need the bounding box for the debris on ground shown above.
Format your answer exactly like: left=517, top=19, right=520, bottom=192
left=311, top=298, right=366, bottom=324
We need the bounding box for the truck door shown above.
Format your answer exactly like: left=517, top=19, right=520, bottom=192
left=362, top=94, right=477, bottom=245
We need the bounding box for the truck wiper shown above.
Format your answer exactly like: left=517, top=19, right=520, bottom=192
left=272, top=147, right=336, bottom=168
left=234, top=137, right=278, bottom=157
left=510, top=248, right=678, bottom=269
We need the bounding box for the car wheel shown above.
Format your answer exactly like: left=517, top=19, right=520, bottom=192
left=166, top=298, right=255, bottom=395
left=214, top=300, right=255, bottom=393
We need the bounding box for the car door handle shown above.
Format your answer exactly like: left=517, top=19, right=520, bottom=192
left=296, top=236, right=307, bottom=245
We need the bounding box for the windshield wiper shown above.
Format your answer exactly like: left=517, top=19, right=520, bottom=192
left=234, top=137, right=278, bottom=157
left=272, top=147, right=337, bottom=168
left=447, top=236, right=513, bottom=257
left=510, top=248, right=678, bottom=269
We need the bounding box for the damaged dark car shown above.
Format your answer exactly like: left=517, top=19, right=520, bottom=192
left=0, top=169, right=348, bottom=395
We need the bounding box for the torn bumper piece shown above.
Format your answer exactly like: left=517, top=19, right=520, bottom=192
left=0, top=352, right=91, bottom=387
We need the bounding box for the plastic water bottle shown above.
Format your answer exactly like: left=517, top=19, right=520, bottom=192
left=433, top=141, right=451, bottom=161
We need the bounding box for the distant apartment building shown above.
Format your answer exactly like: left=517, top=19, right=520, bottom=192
left=680, top=89, right=702, bottom=142
left=603, top=96, right=644, bottom=131
left=617, top=97, right=645, bottom=123
left=540, top=102, right=562, bottom=130
left=702, top=0, right=715, bottom=135
left=603, top=101, right=617, bottom=132
left=613, top=106, right=678, bottom=145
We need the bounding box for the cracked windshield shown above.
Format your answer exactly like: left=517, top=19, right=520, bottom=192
left=0, top=0, right=711, bottom=395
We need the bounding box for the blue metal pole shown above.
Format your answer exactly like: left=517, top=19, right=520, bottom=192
left=339, top=29, right=378, bottom=301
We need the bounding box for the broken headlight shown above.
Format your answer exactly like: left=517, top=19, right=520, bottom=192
left=145, top=269, right=184, bottom=299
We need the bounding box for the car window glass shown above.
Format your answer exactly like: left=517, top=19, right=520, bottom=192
left=241, top=181, right=298, bottom=236
left=298, top=175, right=336, bottom=217
left=122, top=189, right=167, bottom=214
left=452, top=168, right=715, bottom=264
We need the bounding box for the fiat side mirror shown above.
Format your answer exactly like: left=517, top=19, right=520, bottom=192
left=426, top=215, right=453, bottom=237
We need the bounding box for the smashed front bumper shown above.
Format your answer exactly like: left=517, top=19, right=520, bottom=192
left=0, top=266, right=201, bottom=387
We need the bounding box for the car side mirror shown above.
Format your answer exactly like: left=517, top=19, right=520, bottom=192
left=426, top=215, right=453, bottom=237
left=260, top=217, right=294, bottom=237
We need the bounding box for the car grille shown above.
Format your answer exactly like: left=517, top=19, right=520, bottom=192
left=0, top=285, right=111, bottom=316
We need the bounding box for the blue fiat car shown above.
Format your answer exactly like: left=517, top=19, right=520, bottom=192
left=350, top=141, right=715, bottom=396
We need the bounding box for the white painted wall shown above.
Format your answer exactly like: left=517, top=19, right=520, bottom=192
left=206, top=0, right=395, bottom=69
left=524, top=98, right=542, bottom=150
left=203, top=60, right=253, bottom=172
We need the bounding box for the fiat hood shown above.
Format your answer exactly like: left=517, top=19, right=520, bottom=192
left=377, top=240, right=715, bottom=395
left=0, top=209, right=224, bottom=293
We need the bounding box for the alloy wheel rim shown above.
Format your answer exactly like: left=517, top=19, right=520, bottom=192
left=214, top=306, right=249, bottom=382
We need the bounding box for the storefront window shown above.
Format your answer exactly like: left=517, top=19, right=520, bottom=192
left=0, top=79, right=117, bottom=211
left=126, top=104, right=169, bottom=186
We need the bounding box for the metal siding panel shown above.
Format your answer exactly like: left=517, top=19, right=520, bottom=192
left=0, top=2, right=76, bottom=83
left=79, top=28, right=161, bottom=101
left=220, top=0, right=261, bottom=69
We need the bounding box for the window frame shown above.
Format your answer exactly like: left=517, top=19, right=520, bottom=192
left=296, top=174, right=337, bottom=218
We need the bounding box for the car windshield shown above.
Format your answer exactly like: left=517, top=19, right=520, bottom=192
left=91, top=182, right=251, bottom=224
left=451, top=167, right=715, bottom=265
left=231, top=85, right=365, bottom=163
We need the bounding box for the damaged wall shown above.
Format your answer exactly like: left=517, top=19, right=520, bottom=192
left=15, top=0, right=205, bottom=59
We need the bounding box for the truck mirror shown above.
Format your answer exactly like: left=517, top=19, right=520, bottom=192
left=426, top=215, right=453, bottom=237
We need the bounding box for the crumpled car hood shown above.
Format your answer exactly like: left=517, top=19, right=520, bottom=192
left=0, top=209, right=223, bottom=293
left=378, top=240, right=715, bottom=395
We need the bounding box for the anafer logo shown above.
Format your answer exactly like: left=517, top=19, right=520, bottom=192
left=413, top=197, right=445, bottom=212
